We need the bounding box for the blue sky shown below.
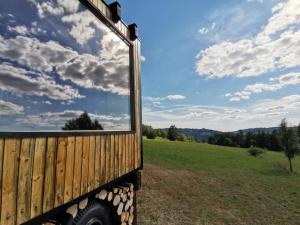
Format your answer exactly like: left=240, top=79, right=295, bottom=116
left=0, top=0, right=132, bottom=131
left=111, top=0, right=300, bottom=131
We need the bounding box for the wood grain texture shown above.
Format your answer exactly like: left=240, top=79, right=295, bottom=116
left=43, top=138, right=57, bottom=214
left=95, top=136, right=101, bottom=188
left=17, top=139, right=35, bottom=224
left=81, top=136, right=90, bottom=195
left=0, top=139, right=4, bottom=222
left=114, top=135, right=117, bottom=177
left=105, top=135, right=111, bottom=183
left=1, top=139, right=21, bottom=225
left=110, top=135, right=115, bottom=181
left=100, top=136, right=106, bottom=184
left=64, top=137, right=75, bottom=203
left=88, top=136, right=96, bottom=192
left=55, top=137, right=67, bottom=207
left=31, top=138, right=47, bottom=218
left=73, top=136, right=83, bottom=199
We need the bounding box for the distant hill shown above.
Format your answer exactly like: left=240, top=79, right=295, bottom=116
left=178, top=128, right=221, bottom=141
left=236, top=127, right=278, bottom=134
left=178, top=127, right=278, bottom=141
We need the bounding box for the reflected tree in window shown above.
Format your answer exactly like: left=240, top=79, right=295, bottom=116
left=62, top=111, right=104, bottom=130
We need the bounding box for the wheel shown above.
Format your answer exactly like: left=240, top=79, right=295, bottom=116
left=72, top=201, right=113, bottom=225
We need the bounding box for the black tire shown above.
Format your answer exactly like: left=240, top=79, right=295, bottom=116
left=72, top=201, right=112, bottom=225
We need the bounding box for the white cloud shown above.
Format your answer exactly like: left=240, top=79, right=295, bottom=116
left=61, top=10, right=100, bottom=46
left=198, top=27, right=209, bottom=34
left=143, top=95, right=187, bottom=102
left=28, top=0, right=64, bottom=18
left=143, top=94, right=300, bottom=131
left=57, top=0, right=79, bottom=13
left=196, top=0, right=300, bottom=78
left=141, top=55, right=146, bottom=62
left=7, top=25, right=29, bottom=35
left=0, top=100, right=24, bottom=115
left=247, top=0, right=264, bottom=3
left=0, top=33, right=130, bottom=96
left=227, top=72, right=300, bottom=101
left=198, top=22, right=217, bottom=35
left=16, top=110, right=130, bottom=130
left=166, top=95, right=186, bottom=100
left=0, top=63, right=84, bottom=101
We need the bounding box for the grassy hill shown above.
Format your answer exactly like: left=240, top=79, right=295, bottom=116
left=138, top=139, right=300, bottom=225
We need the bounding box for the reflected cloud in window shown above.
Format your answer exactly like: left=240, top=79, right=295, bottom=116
left=0, top=0, right=131, bottom=131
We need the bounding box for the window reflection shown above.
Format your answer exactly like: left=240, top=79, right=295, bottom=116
left=0, top=0, right=131, bottom=131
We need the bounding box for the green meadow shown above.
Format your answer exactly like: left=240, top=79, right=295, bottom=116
left=138, top=139, right=300, bottom=225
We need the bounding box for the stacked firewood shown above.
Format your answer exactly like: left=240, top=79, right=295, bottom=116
left=96, top=183, right=135, bottom=225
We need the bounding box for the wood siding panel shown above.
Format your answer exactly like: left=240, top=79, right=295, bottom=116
left=43, top=138, right=57, bottom=213
left=0, top=139, right=4, bottom=222
left=17, top=139, right=35, bottom=224
left=105, top=136, right=111, bottom=183
left=1, top=139, right=21, bottom=225
left=73, top=136, right=83, bottom=199
left=31, top=138, right=47, bottom=218
left=81, top=136, right=90, bottom=195
left=100, top=136, right=106, bottom=184
left=88, top=136, right=96, bottom=192
left=64, top=137, right=75, bottom=203
left=95, top=136, right=101, bottom=188
left=54, top=137, right=67, bottom=207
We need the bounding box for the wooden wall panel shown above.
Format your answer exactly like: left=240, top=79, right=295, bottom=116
left=73, top=137, right=83, bottom=199
left=1, top=139, right=21, bottom=225
left=88, top=136, right=96, bottom=192
left=81, top=136, right=90, bottom=195
left=0, top=139, right=4, bottom=223
left=95, top=136, right=101, bottom=188
left=0, top=1, right=142, bottom=224
left=31, top=138, right=47, bottom=218
left=100, top=136, right=106, bottom=184
left=105, top=135, right=111, bottom=183
left=64, top=137, right=75, bottom=203
left=43, top=138, right=57, bottom=213
left=54, top=138, right=67, bottom=207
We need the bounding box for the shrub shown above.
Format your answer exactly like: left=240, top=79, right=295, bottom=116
left=146, top=130, right=157, bottom=139
left=248, top=146, right=265, bottom=157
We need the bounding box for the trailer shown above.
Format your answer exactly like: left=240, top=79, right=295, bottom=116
left=0, top=0, right=142, bottom=224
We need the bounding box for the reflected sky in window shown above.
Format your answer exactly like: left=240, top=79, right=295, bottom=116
left=0, top=0, right=131, bottom=131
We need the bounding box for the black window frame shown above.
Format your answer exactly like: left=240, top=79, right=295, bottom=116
left=0, top=0, right=136, bottom=138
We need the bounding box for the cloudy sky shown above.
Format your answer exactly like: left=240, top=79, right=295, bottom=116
left=113, top=0, right=300, bottom=131
left=0, top=0, right=131, bottom=131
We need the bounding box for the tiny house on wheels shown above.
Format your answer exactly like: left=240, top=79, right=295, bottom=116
left=0, top=0, right=142, bottom=224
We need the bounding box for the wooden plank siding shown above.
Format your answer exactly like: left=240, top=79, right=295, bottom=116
left=0, top=0, right=141, bottom=224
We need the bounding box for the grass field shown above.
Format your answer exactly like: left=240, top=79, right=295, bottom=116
left=137, top=139, right=300, bottom=225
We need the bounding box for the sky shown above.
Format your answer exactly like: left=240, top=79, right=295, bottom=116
left=111, top=0, right=300, bottom=131
left=0, top=0, right=132, bottom=131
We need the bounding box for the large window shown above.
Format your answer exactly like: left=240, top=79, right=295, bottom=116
left=0, top=0, right=132, bottom=132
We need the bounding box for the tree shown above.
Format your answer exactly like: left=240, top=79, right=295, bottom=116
left=62, top=111, right=104, bottom=130
left=146, top=129, right=157, bottom=139
left=269, top=130, right=281, bottom=151
left=297, top=124, right=300, bottom=141
left=279, top=119, right=299, bottom=173
left=167, top=125, right=179, bottom=141
left=156, top=129, right=167, bottom=139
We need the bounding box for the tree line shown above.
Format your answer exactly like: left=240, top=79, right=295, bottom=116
left=207, top=130, right=282, bottom=151
left=142, top=124, right=197, bottom=142
left=207, top=123, right=300, bottom=153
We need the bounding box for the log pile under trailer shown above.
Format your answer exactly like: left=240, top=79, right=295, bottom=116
left=0, top=0, right=142, bottom=224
